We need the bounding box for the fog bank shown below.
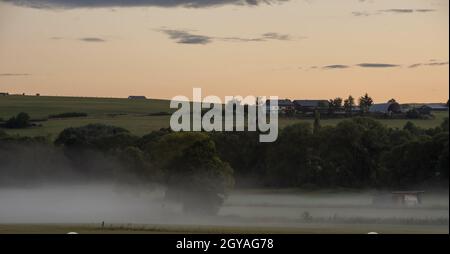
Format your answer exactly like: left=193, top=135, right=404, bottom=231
left=0, top=184, right=448, bottom=229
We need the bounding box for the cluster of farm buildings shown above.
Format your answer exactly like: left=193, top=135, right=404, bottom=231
left=264, top=99, right=448, bottom=116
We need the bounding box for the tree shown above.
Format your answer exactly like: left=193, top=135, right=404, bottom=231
left=388, top=98, right=397, bottom=103
left=211, top=131, right=267, bottom=188
left=4, top=112, right=31, bottom=129
left=358, top=93, right=373, bottom=114
left=403, top=121, right=423, bottom=136
left=55, top=124, right=135, bottom=151
left=163, top=137, right=234, bottom=215
left=313, top=110, right=321, bottom=134
left=54, top=124, right=141, bottom=179
left=328, top=97, right=343, bottom=115
left=317, top=118, right=389, bottom=187
left=150, top=132, right=210, bottom=169
left=406, top=108, right=422, bottom=119
left=118, top=146, right=161, bottom=183
left=441, top=117, right=449, bottom=132
left=343, top=96, right=355, bottom=116
left=152, top=132, right=234, bottom=215
left=382, top=137, right=442, bottom=187
left=437, top=139, right=449, bottom=180
left=265, top=123, right=315, bottom=187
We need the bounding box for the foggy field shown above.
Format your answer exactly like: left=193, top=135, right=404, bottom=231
left=0, top=184, right=448, bottom=234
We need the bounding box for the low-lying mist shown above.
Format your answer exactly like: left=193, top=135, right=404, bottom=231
left=1, top=183, right=448, bottom=228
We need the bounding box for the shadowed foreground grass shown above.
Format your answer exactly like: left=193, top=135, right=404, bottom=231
left=0, top=223, right=448, bottom=234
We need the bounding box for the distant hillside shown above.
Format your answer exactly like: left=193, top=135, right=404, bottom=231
left=0, top=95, right=448, bottom=139
left=0, top=95, right=172, bottom=119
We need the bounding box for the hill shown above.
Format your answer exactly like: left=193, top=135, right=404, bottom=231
left=0, top=95, right=448, bottom=139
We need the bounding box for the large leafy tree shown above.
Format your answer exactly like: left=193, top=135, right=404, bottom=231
left=317, top=118, right=389, bottom=187
left=265, top=123, right=316, bottom=187
left=155, top=133, right=234, bottom=215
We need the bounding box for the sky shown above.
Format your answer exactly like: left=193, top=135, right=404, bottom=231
left=0, top=0, right=448, bottom=103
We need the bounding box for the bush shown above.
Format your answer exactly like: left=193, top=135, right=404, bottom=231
left=148, top=112, right=171, bottom=116
left=3, top=112, right=31, bottom=129
left=49, top=112, right=88, bottom=119
left=406, top=108, right=422, bottom=119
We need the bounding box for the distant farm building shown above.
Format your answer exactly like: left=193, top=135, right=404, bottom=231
left=419, top=103, right=448, bottom=114
left=373, top=191, right=425, bottom=207
left=128, top=95, right=147, bottom=100
left=350, top=106, right=361, bottom=113
left=265, top=99, right=295, bottom=114
left=293, top=100, right=329, bottom=113
left=369, top=102, right=402, bottom=115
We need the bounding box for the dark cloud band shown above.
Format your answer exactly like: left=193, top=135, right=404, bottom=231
left=353, top=9, right=436, bottom=17
left=158, top=29, right=294, bottom=45
left=356, top=63, right=399, bottom=68
left=323, top=65, right=350, bottom=69
left=79, top=37, right=106, bottom=42
left=0, top=0, right=289, bottom=8
left=160, top=29, right=212, bottom=44
left=0, top=73, right=31, bottom=76
left=409, top=61, right=449, bottom=68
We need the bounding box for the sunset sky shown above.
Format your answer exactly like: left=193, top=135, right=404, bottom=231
left=0, top=0, right=448, bottom=103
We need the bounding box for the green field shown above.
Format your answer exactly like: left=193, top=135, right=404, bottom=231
left=1, top=95, right=448, bottom=139
left=0, top=95, right=174, bottom=138
left=279, top=112, right=449, bottom=130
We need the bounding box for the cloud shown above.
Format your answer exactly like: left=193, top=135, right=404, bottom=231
left=351, top=11, right=372, bottom=17
left=323, top=65, right=350, bottom=69
left=353, top=8, right=436, bottom=16
left=157, top=28, right=297, bottom=45
left=159, top=29, right=212, bottom=44
left=408, top=63, right=422, bottom=68
left=408, top=61, right=448, bottom=68
left=262, top=32, right=292, bottom=41
left=0, top=73, right=31, bottom=76
left=380, top=9, right=414, bottom=13
left=221, top=33, right=293, bottom=42
left=79, top=37, right=106, bottom=42
left=415, top=9, right=436, bottom=13
left=221, top=37, right=265, bottom=42
left=0, top=0, right=289, bottom=9
left=50, top=37, right=107, bottom=42
left=356, top=63, right=400, bottom=68
left=426, top=61, right=448, bottom=66
left=300, top=59, right=447, bottom=71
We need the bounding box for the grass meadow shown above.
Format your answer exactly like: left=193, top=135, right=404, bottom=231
left=1, top=95, right=448, bottom=139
